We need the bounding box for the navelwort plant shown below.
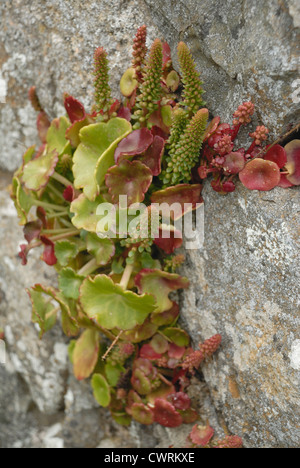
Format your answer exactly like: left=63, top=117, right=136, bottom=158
left=11, top=25, right=299, bottom=448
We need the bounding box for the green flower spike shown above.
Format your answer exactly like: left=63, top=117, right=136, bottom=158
left=132, top=24, right=147, bottom=82
left=133, top=38, right=163, bottom=128
left=163, top=108, right=209, bottom=186
left=93, top=47, right=112, bottom=116
left=177, top=41, right=205, bottom=116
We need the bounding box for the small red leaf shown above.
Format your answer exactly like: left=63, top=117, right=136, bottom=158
left=285, top=139, right=300, bottom=185
left=223, top=151, right=246, bottom=174
left=153, top=398, right=183, bottom=428
left=168, top=343, right=186, bottom=359
left=40, top=236, right=57, bottom=266
left=239, top=159, right=280, bottom=191
left=114, top=128, right=153, bottom=163
left=117, top=106, right=132, bottom=121
left=264, top=144, right=287, bottom=169
left=203, top=116, right=221, bottom=142
left=151, top=184, right=203, bottom=220
left=63, top=185, right=76, bottom=202
left=168, top=392, right=191, bottom=410
left=190, top=423, right=214, bottom=446
left=37, top=111, right=51, bottom=143
left=19, top=244, right=29, bottom=266
left=154, top=227, right=183, bottom=254
left=64, top=95, right=86, bottom=123
left=106, top=159, right=153, bottom=205
left=139, top=344, right=162, bottom=360
left=137, top=135, right=165, bottom=176
left=23, top=219, right=43, bottom=243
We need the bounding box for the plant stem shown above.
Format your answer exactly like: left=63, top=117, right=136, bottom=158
left=158, top=372, right=172, bottom=386
left=42, top=228, right=75, bottom=235
left=119, top=262, right=134, bottom=289
left=52, top=171, right=74, bottom=188
left=31, top=199, right=67, bottom=212
left=78, top=258, right=99, bottom=276
left=48, top=230, right=79, bottom=242
left=47, top=211, right=69, bottom=219
left=102, top=330, right=123, bottom=361
left=47, top=182, right=66, bottom=201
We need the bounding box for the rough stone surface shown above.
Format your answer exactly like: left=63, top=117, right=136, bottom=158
left=0, top=0, right=161, bottom=172
left=179, top=183, right=300, bottom=448
left=144, top=0, right=300, bottom=136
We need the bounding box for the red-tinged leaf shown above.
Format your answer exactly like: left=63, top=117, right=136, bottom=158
left=150, top=334, right=169, bottom=354
left=168, top=342, right=186, bottom=359
left=223, top=151, right=246, bottom=174
left=19, top=244, right=29, bottom=266
left=179, top=408, right=198, bottom=424
left=162, top=42, right=171, bottom=67
left=63, top=185, right=76, bottom=202
left=278, top=173, right=294, bottom=188
left=151, top=125, right=169, bottom=140
left=203, top=116, right=221, bottom=142
left=151, top=184, right=203, bottom=220
left=37, top=111, right=51, bottom=143
left=23, top=219, right=42, bottom=243
left=114, top=128, right=153, bottom=163
left=137, top=135, right=165, bottom=176
left=40, top=236, right=57, bottom=266
left=190, top=423, right=214, bottom=446
left=151, top=301, right=180, bottom=327
left=37, top=206, right=47, bottom=228
left=117, top=106, right=131, bottom=121
left=147, top=385, right=175, bottom=405
left=73, top=329, right=99, bottom=381
left=131, top=403, right=154, bottom=425
left=105, top=159, right=153, bottom=205
left=264, top=144, right=287, bottom=169
left=64, top=95, right=86, bottom=123
left=153, top=398, right=183, bottom=428
left=148, top=109, right=171, bottom=135
left=168, top=392, right=191, bottom=411
left=154, top=227, right=183, bottom=254
left=121, top=320, right=158, bottom=343
left=66, top=116, right=92, bottom=148
left=139, top=343, right=163, bottom=360
left=239, top=159, right=280, bottom=191
left=135, top=269, right=189, bottom=313
left=285, top=139, right=300, bottom=185
left=109, top=99, right=121, bottom=115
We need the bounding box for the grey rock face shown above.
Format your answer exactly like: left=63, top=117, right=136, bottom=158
left=144, top=0, right=300, bottom=135
left=180, top=183, right=300, bottom=447
left=0, top=0, right=161, bottom=172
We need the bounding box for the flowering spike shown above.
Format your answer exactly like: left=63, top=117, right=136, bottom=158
left=249, top=125, right=269, bottom=146
left=28, top=86, right=43, bottom=112
left=177, top=42, right=205, bottom=116
left=162, top=108, right=209, bottom=185
left=199, top=334, right=222, bottom=359
left=93, top=47, right=112, bottom=115
left=166, top=107, right=189, bottom=156
left=133, top=38, right=163, bottom=127
left=214, top=435, right=243, bottom=448
left=132, top=25, right=147, bottom=82
left=232, top=101, right=254, bottom=125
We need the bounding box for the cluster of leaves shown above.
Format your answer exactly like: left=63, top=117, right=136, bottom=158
left=197, top=102, right=300, bottom=193
left=12, top=25, right=298, bottom=446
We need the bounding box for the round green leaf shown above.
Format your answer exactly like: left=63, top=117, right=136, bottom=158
left=73, top=329, right=99, bottom=380
left=91, top=374, right=111, bottom=407
left=80, top=274, right=156, bottom=330
left=22, top=150, right=58, bottom=191
left=73, top=118, right=132, bottom=200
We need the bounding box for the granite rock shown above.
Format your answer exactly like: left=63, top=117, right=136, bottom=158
left=144, top=0, right=300, bottom=137
left=179, top=183, right=300, bottom=448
